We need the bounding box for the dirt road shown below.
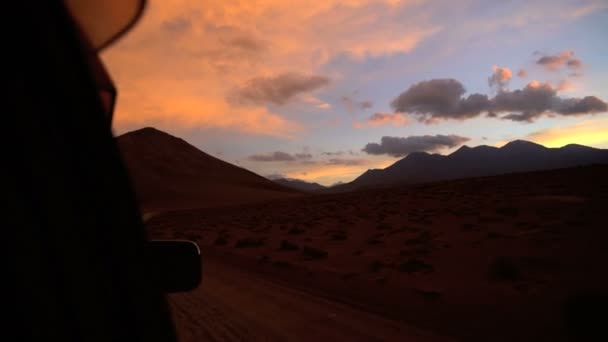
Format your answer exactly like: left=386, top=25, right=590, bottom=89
left=168, top=257, right=456, bottom=342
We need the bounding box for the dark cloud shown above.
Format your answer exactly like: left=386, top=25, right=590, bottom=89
left=322, top=150, right=359, bottom=156
left=391, top=79, right=491, bottom=122
left=536, top=50, right=583, bottom=71
left=294, top=153, right=313, bottom=160
left=360, top=101, right=373, bottom=109
left=493, top=82, right=606, bottom=122
left=265, top=173, right=286, bottom=180
left=390, top=78, right=607, bottom=123
left=342, top=96, right=373, bottom=112
left=321, top=151, right=346, bottom=156
left=567, top=58, right=583, bottom=68
left=556, top=96, right=608, bottom=115
left=162, top=16, right=192, bottom=33
left=325, top=158, right=367, bottom=166
left=248, top=151, right=313, bottom=162
left=362, top=135, right=470, bottom=157
left=211, top=26, right=268, bottom=53
left=491, top=82, right=556, bottom=121
left=229, top=73, right=330, bottom=106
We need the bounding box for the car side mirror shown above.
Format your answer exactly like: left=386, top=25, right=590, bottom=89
left=148, top=240, right=201, bottom=293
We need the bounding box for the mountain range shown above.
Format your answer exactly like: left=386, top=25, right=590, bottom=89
left=336, top=140, right=608, bottom=191
left=117, top=128, right=608, bottom=208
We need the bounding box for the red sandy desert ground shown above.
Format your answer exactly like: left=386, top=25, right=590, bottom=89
left=146, top=165, right=608, bottom=341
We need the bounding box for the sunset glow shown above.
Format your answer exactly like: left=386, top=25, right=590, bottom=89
left=103, top=0, right=608, bottom=185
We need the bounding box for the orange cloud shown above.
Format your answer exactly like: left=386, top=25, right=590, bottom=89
left=353, top=112, right=410, bottom=128
left=488, top=65, right=512, bottom=90
left=102, top=0, right=440, bottom=135
left=526, top=79, right=575, bottom=92
left=556, top=80, right=575, bottom=92
left=536, top=50, right=583, bottom=71
left=517, top=68, right=527, bottom=78
left=492, top=65, right=512, bottom=79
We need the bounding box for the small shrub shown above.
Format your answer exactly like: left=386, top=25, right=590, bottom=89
left=496, top=207, right=519, bottom=217
left=341, top=272, right=359, bottom=280
left=367, top=237, right=384, bottom=245
left=331, top=231, right=348, bottom=240
left=272, top=260, right=292, bottom=268
left=214, top=236, right=228, bottom=246
left=398, top=259, right=434, bottom=273
left=369, top=260, right=386, bottom=272
left=479, top=216, right=504, bottom=223
left=302, top=246, right=328, bottom=259
left=487, top=231, right=503, bottom=239
left=376, top=223, right=392, bottom=230
left=414, top=289, right=442, bottom=301
left=234, top=238, right=264, bottom=248
left=185, top=232, right=200, bottom=241
left=288, top=228, right=306, bottom=235
left=488, top=256, right=522, bottom=281
left=280, top=240, right=299, bottom=251
left=404, top=231, right=432, bottom=246
left=461, top=223, right=475, bottom=231
left=376, top=276, right=388, bottom=285
left=258, top=255, right=270, bottom=264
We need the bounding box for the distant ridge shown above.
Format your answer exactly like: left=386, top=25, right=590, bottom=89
left=336, top=140, right=608, bottom=191
left=272, top=178, right=327, bottom=192
left=117, top=127, right=298, bottom=211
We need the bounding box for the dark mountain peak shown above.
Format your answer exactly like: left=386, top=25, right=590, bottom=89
left=124, top=126, right=172, bottom=137
left=116, top=127, right=296, bottom=210
left=561, top=143, right=596, bottom=152
left=448, top=144, right=498, bottom=159
left=450, top=145, right=470, bottom=156
left=273, top=178, right=326, bottom=192
left=405, top=151, right=431, bottom=160
left=501, top=140, right=546, bottom=150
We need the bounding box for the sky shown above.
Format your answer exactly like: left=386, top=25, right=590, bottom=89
left=102, top=0, right=608, bottom=186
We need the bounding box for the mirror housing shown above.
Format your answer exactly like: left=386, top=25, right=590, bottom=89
left=148, top=240, right=201, bottom=293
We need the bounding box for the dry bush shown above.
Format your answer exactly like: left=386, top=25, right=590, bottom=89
left=272, top=260, right=293, bottom=268
left=280, top=240, right=299, bottom=251
left=496, top=206, right=520, bottom=217
left=404, top=231, right=432, bottom=246
left=331, top=231, right=348, bottom=241
left=461, top=223, right=475, bottom=231
left=367, top=235, right=384, bottom=245
left=376, top=222, right=392, bottom=230
left=488, top=256, right=522, bottom=281
left=369, top=260, right=387, bottom=272
left=214, top=235, right=228, bottom=246
left=302, top=246, right=328, bottom=259
left=288, top=227, right=306, bottom=235
left=234, top=238, right=264, bottom=248
left=398, top=259, right=434, bottom=273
